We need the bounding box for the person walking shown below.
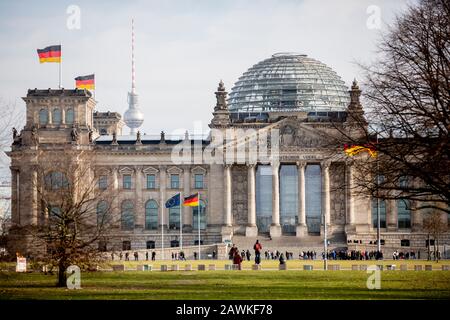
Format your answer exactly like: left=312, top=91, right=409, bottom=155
left=233, top=251, right=243, bottom=270
left=151, top=251, right=156, bottom=261
left=253, top=240, right=262, bottom=265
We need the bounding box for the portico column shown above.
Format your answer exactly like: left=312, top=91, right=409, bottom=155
left=346, top=163, right=356, bottom=231
left=159, top=166, right=167, bottom=230
left=134, top=166, right=144, bottom=229
left=112, top=167, right=119, bottom=228
left=31, top=168, right=38, bottom=225
left=270, top=162, right=282, bottom=237
left=296, top=162, right=307, bottom=237
left=245, top=163, right=258, bottom=237
left=224, top=164, right=232, bottom=227
left=387, top=199, right=398, bottom=231
left=321, top=161, right=331, bottom=235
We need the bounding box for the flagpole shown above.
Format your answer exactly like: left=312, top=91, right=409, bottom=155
left=162, top=201, right=164, bottom=261
left=59, top=42, right=62, bottom=89
left=180, top=193, right=183, bottom=253
left=198, top=192, right=201, bottom=260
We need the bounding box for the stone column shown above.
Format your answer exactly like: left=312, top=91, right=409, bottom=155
left=134, top=166, right=143, bottom=229
left=346, top=163, right=356, bottom=232
left=387, top=199, right=398, bottom=231
left=411, top=201, right=421, bottom=232
left=183, top=166, right=192, bottom=231
left=10, top=169, right=19, bottom=225
left=296, top=162, right=307, bottom=237
left=321, top=161, right=331, bottom=235
left=159, top=166, right=167, bottom=230
left=30, top=168, right=38, bottom=225
left=270, top=162, right=281, bottom=237
left=245, top=163, right=258, bottom=237
left=224, top=164, right=232, bottom=227
left=112, top=167, right=119, bottom=228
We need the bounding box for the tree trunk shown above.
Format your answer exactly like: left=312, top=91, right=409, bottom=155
left=57, top=260, right=67, bottom=287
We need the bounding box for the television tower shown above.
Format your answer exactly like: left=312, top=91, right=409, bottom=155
left=123, top=18, right=144, bottom=135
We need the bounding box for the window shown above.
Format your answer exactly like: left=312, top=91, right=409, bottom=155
left=146, top=174, right=156, bottom=189
left=372, top=199, right=387, bottom=228
left=98, top=175, right=107, bottom=190
left=193, top=200, right=206, bottom=230
left=65, top=108, right=74, bottom=124
left=145, top=200, right=158, bottom=230
left=426, top=239, right=435, bottom=247
left=280, top=165, right=298, bottom=233
left=169, top=205, right=180, bottom=230
left=194, top=174, right=203, bottom=189
left=100, top=128, right=107, bottom=135
left=170, top=240, right=179, bottom=248
left=121, top=200, right=134, bottom=230
left=194, top=240, right=204, bottom=245
left=401, top=239, right=410, bottom=247
left=122, top=241, right=131, bottom=251
left=96, top=201, right=109, bottom=226
left=399, top=176, right=409, bottom=188
left=123, top=174, right=132, bottom=189
left=146, top=241, right=155, bottom=249
left=39, top=109, right=48, bottom=125
left=52, top=108, right=61, bottom=125
left=44, top=172, right=69, bottom=190
left=170, top=174, right=179, bottom=189
left=49, top=206, right=61, bottom=217
left=397, top=199, right=411, bottom=229
left=256, top=165, right=272, bottom=233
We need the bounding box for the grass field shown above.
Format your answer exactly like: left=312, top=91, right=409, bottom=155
left=1, top=259, right=450, bottom=299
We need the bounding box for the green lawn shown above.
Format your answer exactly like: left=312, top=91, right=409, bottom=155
left=1, top=260, right=450, bottom=300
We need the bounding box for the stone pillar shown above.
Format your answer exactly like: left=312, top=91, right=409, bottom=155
left=183, top=166, right=192, bottom=231
left=245, top=164, right=258, bottom=237
left=321, top=162, right=331, bottom=235
left=270, top=162, right=281, bottom=237
left=10, top=169, right=19, bottom=225
left=30, top=168, right=38, bottom=225
left=411, top=201, right=421, bottom=232
left=159, top=166, right=167, bottom=230
left=224, top=164, right=232, bottom=227
left=346, top=163, right=356, bottom=232
left=134, top=166, right=144, bottom=229
left=387, top=199, right=398, bottom=231
left=296, top=162, right=307, bottom=237
left=110, top=167, right=120, bottom=230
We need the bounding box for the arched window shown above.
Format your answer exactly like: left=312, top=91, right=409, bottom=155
left=39, top=109, right=48, bottom=125
left=44, top=172, right=69, bottom=190
left=96, top=200, right=109, bottom=226
left=192, top=200, right=206, bottom=230
left=65, top=108, right=74, bottom=124
left=170, top=240, right=179, bottom=248
left=145, top=200, right=158, bottom=230
left=169, top=204, right=180, bottom=230
left=52, top=108, right=61, bottom=125
left=146, top=241, right=155, bottom=249
left=398, top=199, right=411, bottom=229
left=371, top=199, right=386, bottom=228
left=121, top=200, right=134, bottom=230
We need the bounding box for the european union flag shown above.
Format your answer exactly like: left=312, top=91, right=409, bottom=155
left=165, top=193, right=180, bottom=208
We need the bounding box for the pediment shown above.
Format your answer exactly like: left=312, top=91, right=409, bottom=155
left=119, top=166, right=134, bottom=174
left=277, top=121, right=327, bottom=149
left=191, top=166, right=207, bottom=174
left=142, top=166, right=159, bottom=174
left=167, top=166, right=183, bottom=174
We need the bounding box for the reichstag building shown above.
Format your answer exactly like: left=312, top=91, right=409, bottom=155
left=8, top=53, right=447, bottom=256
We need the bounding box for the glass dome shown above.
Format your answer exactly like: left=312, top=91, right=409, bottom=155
left=228, top=53, right=350, bottom=113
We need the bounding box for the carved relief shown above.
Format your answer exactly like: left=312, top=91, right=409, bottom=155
left=231, top=166, right=248, bottom=225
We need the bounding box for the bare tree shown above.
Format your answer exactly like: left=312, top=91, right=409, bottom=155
left=423, top=212, right=447, bottom=262
left=31, top=150, right=118, bottom=287
left=331, top=0, right=450, bottom=214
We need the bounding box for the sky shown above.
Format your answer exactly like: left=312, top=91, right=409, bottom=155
left=0, top=0, right=414, bottom=178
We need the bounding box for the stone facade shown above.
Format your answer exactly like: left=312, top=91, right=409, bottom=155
left=6, top=83, right=450, bottom=257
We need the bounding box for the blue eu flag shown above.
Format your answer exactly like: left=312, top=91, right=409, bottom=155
left=165, top=193, right=181, bottom=208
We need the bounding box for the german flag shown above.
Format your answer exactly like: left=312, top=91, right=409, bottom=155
left=344, top=144, right=377, bottom=158
left=37, top=45, right=61, bottom=63
left=183, top=193, right=199, bottom=207
left=75, top=74, right=95, bottom=90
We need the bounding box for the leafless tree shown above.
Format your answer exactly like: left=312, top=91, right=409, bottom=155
left=423, top=212, right=447, bottom=262
left=30, top=150, right=118, bottom=287
left=330, top=0, right=450, bottom=214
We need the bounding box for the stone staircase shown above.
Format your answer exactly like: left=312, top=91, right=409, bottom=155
left=231, top=234, right=348, bottom=254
